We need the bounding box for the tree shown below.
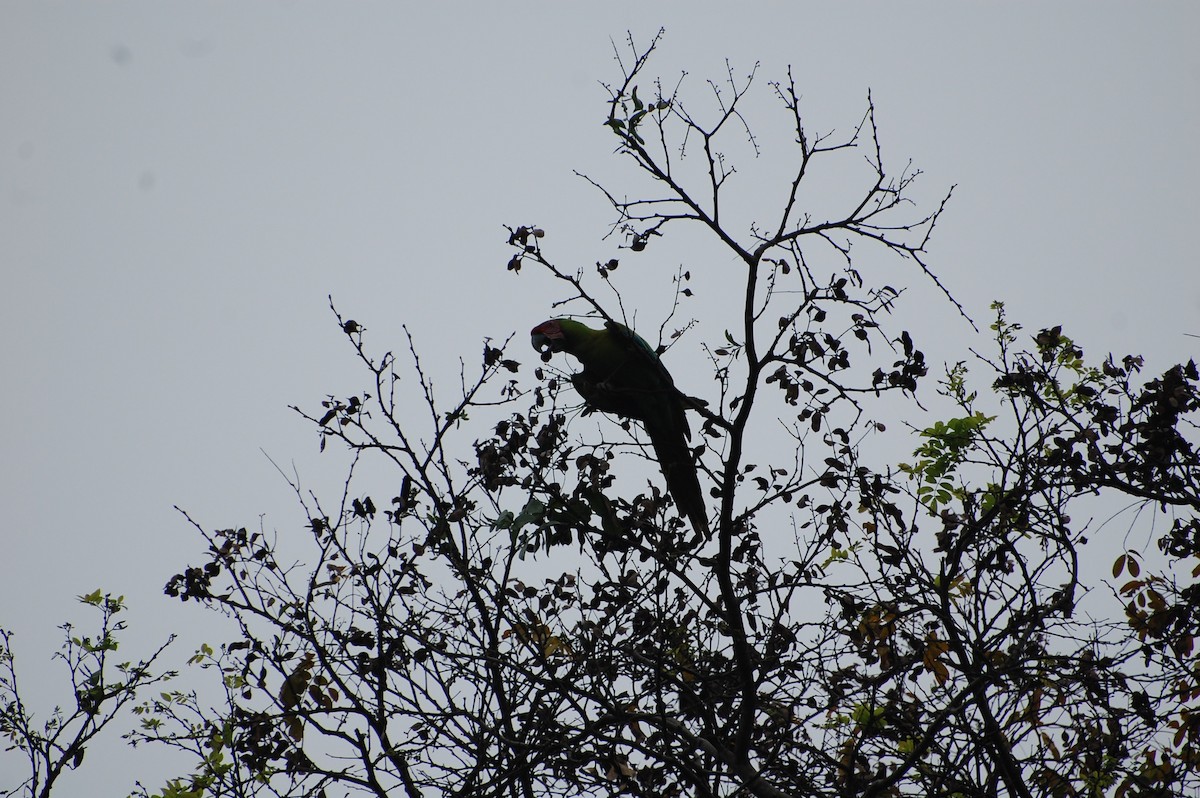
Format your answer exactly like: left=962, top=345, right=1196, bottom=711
left=131, top=33, right=1197, bottom=798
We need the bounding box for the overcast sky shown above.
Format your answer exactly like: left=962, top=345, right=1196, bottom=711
left=2, top=3, right=1197, bottom=794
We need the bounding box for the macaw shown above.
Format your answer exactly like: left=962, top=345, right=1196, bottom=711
left=531, top=318, right=709, bottom=535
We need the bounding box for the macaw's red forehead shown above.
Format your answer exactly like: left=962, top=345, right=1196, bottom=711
left=531, top=319, right=562, bottom=337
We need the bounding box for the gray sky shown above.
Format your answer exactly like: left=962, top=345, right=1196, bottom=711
left=2, top=3, right=1197, bottom=794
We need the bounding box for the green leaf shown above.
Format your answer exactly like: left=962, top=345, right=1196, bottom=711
left=510, top=498, right=546, bottom=536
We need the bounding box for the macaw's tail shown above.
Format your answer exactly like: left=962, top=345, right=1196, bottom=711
left=645, top=418, right=710, bottom=537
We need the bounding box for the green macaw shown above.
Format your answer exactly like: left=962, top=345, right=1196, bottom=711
left=531, top=317, right=709, bottom=536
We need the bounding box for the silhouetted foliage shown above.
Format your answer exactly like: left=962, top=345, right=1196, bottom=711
left=0, top=593, right=175, bottom=798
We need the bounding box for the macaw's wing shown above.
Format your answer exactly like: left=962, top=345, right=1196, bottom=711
left=605, top=321, right=677, bottom=391
left=588, top=322, right=708, bottom=535
left=571, top=322, right=688, bottom=431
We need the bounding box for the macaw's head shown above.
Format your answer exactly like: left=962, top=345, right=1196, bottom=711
left=531, top=318, right=569, bottom=362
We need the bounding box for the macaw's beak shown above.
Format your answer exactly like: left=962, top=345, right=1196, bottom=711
left=531, top=322, right=563, bottom=362
left=531, top=332, right=557, bottom=362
